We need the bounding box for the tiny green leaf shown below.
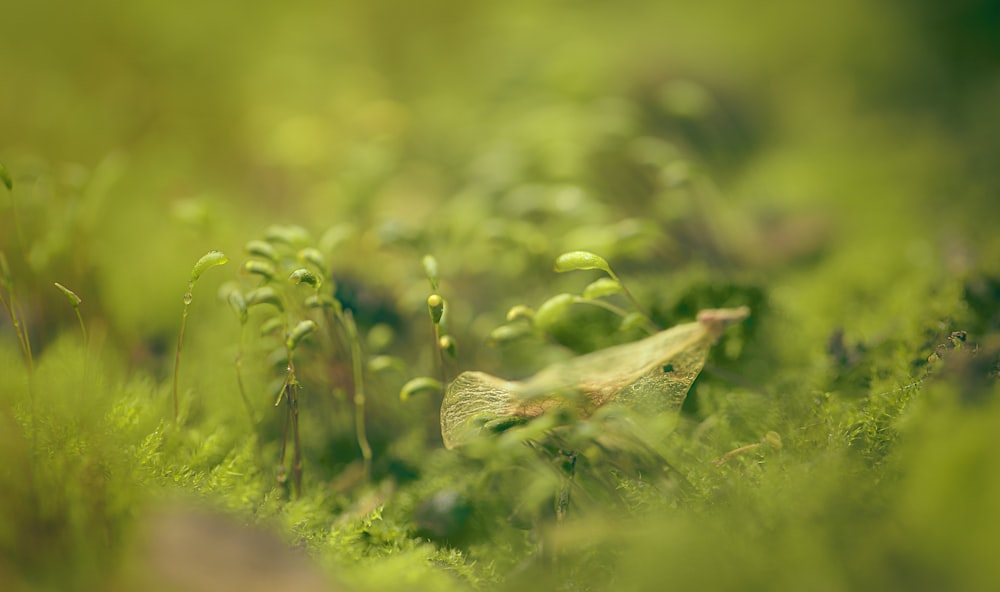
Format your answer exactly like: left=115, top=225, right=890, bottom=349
left=553, top=251, right=611, bottom=275
left=368, top=355, right=406, bottom=374
left=505, top=305, right=534, bottom=322
left=53, top=282, right=82, bottom=307
left=246, top=286, right=284, bottom=311
left=243, top=260, right=276, bottom=280
left=400, top=377, right=443, bottom=401
left=190, top=250, right=228, bottom=283
left=422, top=254, right=440, bottom=291
left=439, top=334, right=457, bottom=359
left=427, top=294, right=445, bottom=325
left=619, top=311, right=648, bottom=332
left=0, top=161, right=12, bottom=191
left=533, top=293, right=575, bottom=331
left=245, top=240, right=278, bottom=262
left=582, top=277, right=623, bottom=300
left=488, top=323, right=533, bottom=345
left=297, top=248, right=328, bottom=274
left=286, top=320, right=318, bottom=351
left=304, top=293, right=341, bottom=312
left=260, top=315, right=284, bottom=336
left=227, top=290, right=248, bottom=324
left=289, top=268, right=321, bottom=288
left=265, top=224, right=312, bottom=245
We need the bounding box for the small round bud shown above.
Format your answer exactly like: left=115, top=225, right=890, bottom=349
left=286, top=320, right=318, bottom=351
left=289, top=268, right=321, bottom=288
left=439, top=334, right=457, bottom=359
left=243, top=260, right=276, bottom=280
left=427, top=294, right=445, bottom=325
left=245, top=240, right=278, bottom=262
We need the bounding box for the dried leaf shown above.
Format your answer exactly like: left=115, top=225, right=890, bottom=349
left=440, top=306, right=749, bottom=448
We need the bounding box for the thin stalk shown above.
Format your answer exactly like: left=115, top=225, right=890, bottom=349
left=606, top=269, right=657, bottom=332
left=345, top=311, right=372, bottom=481
left=54, top=282, right=87, bottom=345
left=431, top=322, right=447, bottom=386
left=574, top=296, right=659, bottom=335
left=73, top=307, right=87, bottom=345
left=172, top=290, right=193, bottom=422
left=234, top=323, right=258, bottom=428
left=1, top=286, right=36, bottom=447
left=0, top=291, right=34, bottom=372
left=276, top=379, right=291, bottom=490
left=288, top=378, right=302, bottom=497
left=275, top=358, right=303, bottom=498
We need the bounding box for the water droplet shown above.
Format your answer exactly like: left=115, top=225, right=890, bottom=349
left=183, top=292, right=193, bottom=305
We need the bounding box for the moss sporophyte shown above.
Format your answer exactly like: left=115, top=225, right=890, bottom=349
left=440, top=306, right=749, bottom=449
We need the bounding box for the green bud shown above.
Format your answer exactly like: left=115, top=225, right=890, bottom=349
left=243, top=260, right=276, bottom=280
left=259, top=315, right=284, bottom=336
left=427, top=294, right=445, bottom=325
left=487, top=323, right=533, bottom=346
left=582, top=277, right=623, bottom=300
left=227, top=290, right=248, bottom=324
left=533, top=293, right=575, bottom=331
left=245, top=240, right=278, bottom=262
left=246, top=286, right=284, bottom=311
left=619, top=312, right=649, bottom=332
left=764, top=431, right=783, bottom=450
left=289, top=268, right=321, bottom=288
left=297, top=248, right=328, bottom=274
left=553, top=251, right=612, bottom=275
left=304, top=293, right=341, bottom=312
left=264, top=224, right=312, bottom=245
left=399, top=377, right=443, bottom=402
left=422, top=254, right=440, bottom=291
left=505, top=305, right=534, bottom=322
left=439, top=334, right=457, bottom=359
left=286, top=320, right=317, bottom=351
left=53, top=282, right=82, bottom=307
left=190, top=250, right=228, bottom=283
left=368, top=355, right=406, bottom=374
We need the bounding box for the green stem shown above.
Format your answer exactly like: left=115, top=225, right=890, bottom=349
left=73, top=306, right=88, bottom=346
left=172, top=290, right=192, bottom=422
left=607, top=269, right=657, bottom=331
left=345, top=311, right=372, bottom=481
left=573, top=296, right=659, bottom=335
left=234, top=323, right=257, bottom=428
left=1, top=290, right=34, bottom=372
left=432, top=322, right=448, bottom=386
left=276, top=356, right=303, bottom=498
left=289, top=376, right=302, bottom=497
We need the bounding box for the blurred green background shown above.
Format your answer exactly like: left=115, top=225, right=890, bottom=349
left=3, top=0, right=998, bottom=348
